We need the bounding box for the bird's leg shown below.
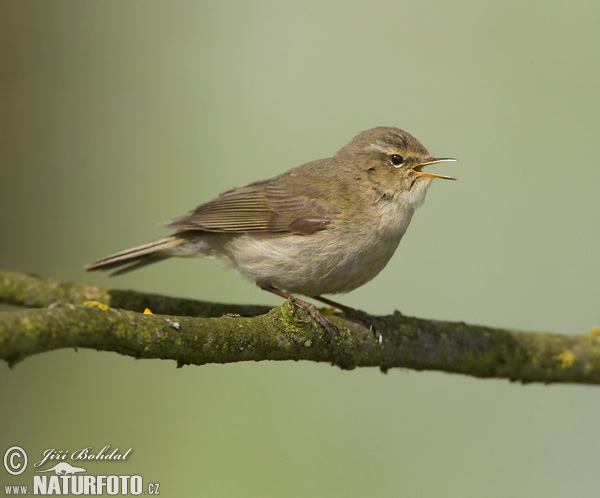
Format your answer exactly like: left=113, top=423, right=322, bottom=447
left=260, top=285, right=338, bottom=344
left=313, top=295, right=383, bottom=345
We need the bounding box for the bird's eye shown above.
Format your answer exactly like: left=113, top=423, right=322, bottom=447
left=389, top=154, right=404, bottom=166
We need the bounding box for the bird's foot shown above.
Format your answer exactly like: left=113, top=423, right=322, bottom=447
left=261, top=286, right=339, bottom=345
left=313, top=296, right=383, bottom=345
left=297, top=301, right=339, bottom=345
left=340, top=307, right=383, bottom=345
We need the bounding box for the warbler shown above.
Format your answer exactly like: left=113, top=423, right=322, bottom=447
left=85, top=127, right=456, bottom=341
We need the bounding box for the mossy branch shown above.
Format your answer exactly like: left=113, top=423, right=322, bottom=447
left=1, top=270, right=599, bottom=384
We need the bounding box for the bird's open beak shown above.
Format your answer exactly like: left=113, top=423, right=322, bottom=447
left=412, top=158, right=457, bottom=180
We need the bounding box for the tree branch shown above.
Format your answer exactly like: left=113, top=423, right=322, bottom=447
left=1, top=270, right=599, bottom=385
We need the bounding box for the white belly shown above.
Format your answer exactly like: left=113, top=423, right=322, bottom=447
left=225, top=199, right=416, bottom=296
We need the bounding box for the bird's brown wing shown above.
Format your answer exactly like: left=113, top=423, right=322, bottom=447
left=167, top=179, right=331, bottom=235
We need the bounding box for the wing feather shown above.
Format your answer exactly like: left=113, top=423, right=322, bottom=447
left=167, top=179, right=331, bottom=235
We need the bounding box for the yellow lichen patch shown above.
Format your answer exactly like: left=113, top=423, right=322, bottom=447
left=83, top=300, right=109, bottom=311
left=587, top=326, right=600, bottom=340
left=557, top=351, right=575, bottom=369
left=320, top=307, right=336, bottom=316
left=143, top=308, right=153, bottom=314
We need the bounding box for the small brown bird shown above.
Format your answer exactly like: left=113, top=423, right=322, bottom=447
left=85, top=127, right=455, bottom=341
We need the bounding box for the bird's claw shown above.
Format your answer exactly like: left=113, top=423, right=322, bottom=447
left=342, top=307, right=383, bottom=345
left=303, top=302, right=338, bottom=346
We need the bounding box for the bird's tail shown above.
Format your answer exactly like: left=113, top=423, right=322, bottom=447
left=84, top=235, right=187, bottom=276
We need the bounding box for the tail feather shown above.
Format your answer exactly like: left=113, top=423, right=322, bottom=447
left=84, top=235, right=186, bottom=276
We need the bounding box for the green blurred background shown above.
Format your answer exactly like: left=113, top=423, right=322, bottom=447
left=1, top=0, right=599, bottom=496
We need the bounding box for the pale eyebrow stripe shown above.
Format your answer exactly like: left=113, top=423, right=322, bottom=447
left=368, top=142, right=392, bottom=153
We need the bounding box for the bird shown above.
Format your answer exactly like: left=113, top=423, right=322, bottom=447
left=85, top=126, right=456, bottom=342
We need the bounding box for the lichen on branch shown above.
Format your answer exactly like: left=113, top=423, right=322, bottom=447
left=1, top=270, right=599, bottom=385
